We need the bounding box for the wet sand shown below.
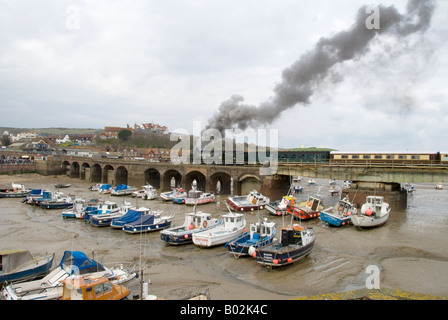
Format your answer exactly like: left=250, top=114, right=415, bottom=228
left=1, top=173, right=447, bottom=300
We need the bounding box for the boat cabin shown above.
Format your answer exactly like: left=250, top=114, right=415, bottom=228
left=61, top=275, right=130, bottom=300
left=304, top=196, right=321, bottom=211
left=223, top=213, right=245, bottom=230
left=250, top=219, right=276, bottom=239
left=185, top=212, right=212, bottom=228
left=246, top=190, right=267, bottom=205
left=365, top=196, right=385, bottom=213
left=280, top=225, right=305, bottom=246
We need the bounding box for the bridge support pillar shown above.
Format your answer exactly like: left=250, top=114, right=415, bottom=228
left=341, top=181, right=407, bottom=211
left=259, top=175, right=290, bottom=200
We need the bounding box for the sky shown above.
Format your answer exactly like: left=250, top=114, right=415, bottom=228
left=0, top=0, right=447, bottom=152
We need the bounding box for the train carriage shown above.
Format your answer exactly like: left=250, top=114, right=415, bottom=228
left=329, top=151, right=440, bottom=165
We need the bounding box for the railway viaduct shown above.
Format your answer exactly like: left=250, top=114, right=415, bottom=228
left=36, top=156, right=448, bottom=209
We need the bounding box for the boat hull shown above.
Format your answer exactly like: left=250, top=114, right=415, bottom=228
left=226, top=234, right=275, bottom=257
left=0, top=254, right=54, bottom=284
left=266, top=201, right=287, bottom=216
left=193, top=228, right=245, bottom=247
left=286, top=205, right=320, bottom=220
left=255, top=239, right=315, bottom=267
left=225, top=198, right=267, bottom=212
left=320, top=211, right=351, bottom=227
left=123, top=220, right=172, bottom=233
left=350, top=213, right=389, bottom=228
left=160, top=220, right=223, bottom=245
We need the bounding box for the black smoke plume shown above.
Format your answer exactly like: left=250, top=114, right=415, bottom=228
left=206, top=0, right=435, bottom=132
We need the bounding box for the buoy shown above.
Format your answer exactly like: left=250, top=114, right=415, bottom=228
left=287, top=257, right=293, bottom=263
left=273, top=259, right=279, bottom=265
left=189, top=224, right=194, bottom=230
left=184, top=234, right=189, bottom=239
left=366, top=208, right=373, bottom=216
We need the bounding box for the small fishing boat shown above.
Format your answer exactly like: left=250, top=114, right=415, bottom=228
left=266, top=196, right=295, bottom=216
left=1, top=251, right=137, bottom=300
left=320, top=197, right=357, bottom=227
left=307, top=178, right=316, bottom=186
left=172, top=194, right=187, bottom=204
left=253, top=225, right=316, bottom=269
left=0, top=183, right=31, bottom=198
left=402, top=183, right=415, bottom=194
left=97, top=184, right=113, bottom=194
left=435, top=183, right=443, bottom=190
left=329, top=185, right=342, bottom=196
left=39, top=195, right=74, bottom=209
left=54, top=184, right=71, bottom=189
left=132, top=184, right=157, bottom=200
left=328, top=179, right=336, bottom=186
left=89, top=202, right=132, bottom=227
left=23, top=189, right=52, bottom=205
left=122, top=211, right=174, bottom=234
left=82, top=200, right=120, bottom=221
left=0, top=250, right=54, bottom=284
left=110, top=207, right=155, bottom=229
left=184, top=189, right=215, bottom=205
left=160, top=210, right=223, bottom=245
left=226, top=218, right=276, bottom=257
left=61, top=275, right=130, bottom=300
left=160, top=188, right=186, bottom=201
left=193, top=212, right=246, bottom=247
left=286, top=196, right=324, bottom=220
left=225, top=190, right=270, bottom=212
left=110, top=184, right=137, bottom=196
left=350, top=196, right=390, bottom=228
left=88, top=183, right=107, bottom=191
left=62, top=198, right=87, bottom=219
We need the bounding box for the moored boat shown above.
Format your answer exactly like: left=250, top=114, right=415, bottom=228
left=110, top=184, right=137, bottom=196
left=160, top=188, right=186, bottom=201
left=89, top=202, right=132, bottom=227
left=1, top=251, right=137, bottom=300
left=110, top=207, right=154, bottom=229
left=253, top=225, right=316, bottom=269
left=184, top=189, right=215, bottom=205
left=226, top=190, right=270, bottom=212
left=0, top=250, right=54, bottom=284
left=54, top=184, right=71, bottom=189
left=132, top=184, right=157, bottom=200
left=122, top=211, right=174, bottom=234
left=266, top=195, right=295, bottom=216
left=0, top=183, right=31, bottom=198
left=226, top=218, right=276, bottom=257
left=39, top=195, right=74, bottom=209
left=60, top=275, right=130, bottom=300
left=320, top=197, right=357, bottom=227
left=160, top=211, right=223, bottom=245
left=350, top=196, right=390, bottom=228
left=193, top=212, right=246, bottom=247
left=286, top=196, right=324, bottom=220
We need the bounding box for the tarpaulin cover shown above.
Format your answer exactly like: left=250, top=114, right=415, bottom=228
left=59, top=251, right=106, bottom=275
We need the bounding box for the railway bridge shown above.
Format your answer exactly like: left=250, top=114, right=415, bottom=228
left=39, top=156, right=448, bottom=209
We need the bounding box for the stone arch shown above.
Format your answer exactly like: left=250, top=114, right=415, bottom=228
left=162, top=169, right=182, bottom=191
left=115, top=166, right=128, bottom=185
left=70, top=162, right=80, bottom=179
left=144, top=168, right=161, bottom=189
left=103, top=165, right=114, bottom=184
left=62, top=161, right=70, bottom=176
left=239, top=173, right=262, bottom=195
left=80, top=163, right=90, bottom=180
left=209, top=172, right=232, bottom=195
left=185, top=170, right=207, bottom=192
left=91, top=164, right=102, bottom=183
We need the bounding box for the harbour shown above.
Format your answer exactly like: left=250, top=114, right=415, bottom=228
left=1, top=173, right=447, bottom=300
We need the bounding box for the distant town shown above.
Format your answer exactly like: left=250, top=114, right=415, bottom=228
left=0, top=123, right=174, bottom=162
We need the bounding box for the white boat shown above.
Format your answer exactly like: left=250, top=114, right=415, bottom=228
left=435, top=183, right=443, bottom=190
left=192, top=212, right=246, bottom=247
left=110, top=185, right=137, bottom=196
left=225, top=190, right=270, bottom=212
left=329, top=185, right=342, bottom=196
left=350, top=196, right=390, bottom=228
left=1, top=251, right=137, bottom=300
left=89, top=201, right=133, bottom=227
left=160, top=210, right=223, bottom=245
left=132, top=184, right=157, bottom=200
left=185, top=191, right=215, bottom=205
left=307, top=178, right=316, bottom=186
left=160, top=188, right=186, bottom=201
left=61, top=198, right=87, bottom=219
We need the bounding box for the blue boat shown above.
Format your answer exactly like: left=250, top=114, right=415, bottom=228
left=89, top=202, right=133, bottom=227
left=23, top=189, right=52, bottom=205
left=226, top=218, right=276, bottom=257
left=82, top=200, right=120, bottom=221
left=320, top=197, right=357, bottom=227
left=172, top=195, right=186, bottom=204
left=160, top=211, right=223, bottom=245
left=0, top=250, right=54, bottom=284
left=254, top=225, right=316, bottom=269
left=39, top=196, right=74, bottom=209
left=110, top=184, right=137, bottom=196
left=110, top=207, right=153, bottom=229
left=122, top=211, right=174, bottom=234
left=97, top=184, right=112, bottom=194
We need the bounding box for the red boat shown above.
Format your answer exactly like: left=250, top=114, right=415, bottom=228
left=226, top=190, right=270, bottom=212
left=286, top=196, right=324, bottom=220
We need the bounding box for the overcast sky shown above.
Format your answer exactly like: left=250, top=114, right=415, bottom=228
left=0, top=0, right=447, bottom=151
